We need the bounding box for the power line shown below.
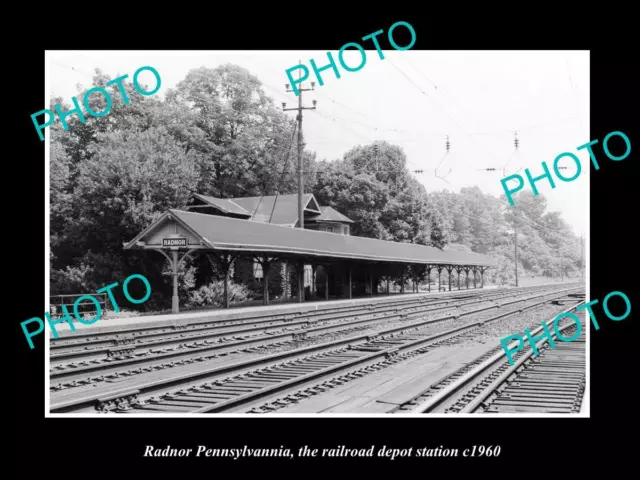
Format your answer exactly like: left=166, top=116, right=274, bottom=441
left=387, top=57, right=431, bottom=98
left=501, top=132, right=519, bottom=177
left=51, top=61, right=95, bottom=80
left=93, top=63, right=580, bottom=242
left=245, top=55, right=394, bottom=127
left=402, top=56, right=495, bottom=132
left=185, top=65, right=583, bottom=254
left=164, top=66, right=575, bottom=187
left=170, top=70, right=431, bottom=175
left=384, top=59, right=581, bottom=181
left=314, top=111, right=443, bottom=137
left=255, top=121, right=299, bottom=223
left=433, top=136, right=453, bottom=184
left=471, top=116, right=580, bottom=136
left=310, top=112, right=433, bottom=174
left=283, top=66, right=317, bottom=233
left=312, top=110, right=372, bottom=142
left=314, top=90, right=394, bottom=129
left=402, top=57, right=439, bottom=91
left=565, top=57, right=584, bottom=137
left=386, top=58, right=510, bottom=176
left=387, top=58, right=468, bottom=135
left=275, top=122, right=299, bottom=192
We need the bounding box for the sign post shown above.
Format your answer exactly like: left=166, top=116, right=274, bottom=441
left=163, top=237, right=187, bottom=313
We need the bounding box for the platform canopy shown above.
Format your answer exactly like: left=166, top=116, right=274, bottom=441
left=124, top=209, right=496, bottom=268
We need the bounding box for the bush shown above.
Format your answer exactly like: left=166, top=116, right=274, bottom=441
left=186, top=280, right=252, bottom=308
left=103, top=309, right=141, bottom=319
left=50, top=264, right=95, bottom=295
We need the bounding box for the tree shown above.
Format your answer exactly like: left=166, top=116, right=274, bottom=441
left=429, top=188, right=583, bottom=284
left=49, top=64, right=322, bottom=309
left=314, top=141, right=447, bottom=246
left=166, top=64, right=317, bottom=198
left=51, top=126, right=200, bottom=308
left=314, top=160, right=392, bottom=240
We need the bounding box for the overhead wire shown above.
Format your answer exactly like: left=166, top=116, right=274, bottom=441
left=471, top=116, right=580, bottom=136
left=51, top=61, right=95, bottom=80
left=565, top=56, right=586, bottom=140
left=274, top=121, right=299, bottom=190
left=227, top=64, right=583, bottom=244
left=147, top=68, right=427, bottom=178
left=57, top=58, right=580, bottom=240
left=386, top=57, right=583, bottom=237
left=60, top=60, right=577, bottom=189
left=246, top=55, right=398, bottom=129
left=385, top=57, right=579, bottom=180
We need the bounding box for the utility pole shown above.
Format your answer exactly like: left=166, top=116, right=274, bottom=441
left=284, top=63, right=317, bottom=229
left=580, top=233, right=584, bottom=281
left=514, top=210, right=519, bottom=288
left=560, top=244, right=564, bottom=283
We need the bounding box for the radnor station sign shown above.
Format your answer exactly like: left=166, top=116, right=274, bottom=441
left=162, top=237, right=187, bottom=247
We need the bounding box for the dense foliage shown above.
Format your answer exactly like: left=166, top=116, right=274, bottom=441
left=50, top=64, right=583, bottom=310
left=312, top=141, right=447, bottom=247
left=428, top=188, right=583, bottom=285
left=187, top=280, right=252, bottom=309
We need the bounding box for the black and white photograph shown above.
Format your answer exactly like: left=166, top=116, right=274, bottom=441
left=43, top=48, right=592, bottom=417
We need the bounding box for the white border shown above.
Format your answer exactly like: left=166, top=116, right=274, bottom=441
left=45, top=51, right=52, bottom=418
left=582, top=50, right=591, bottom=416
left=44, top=50, right=590, bottom=419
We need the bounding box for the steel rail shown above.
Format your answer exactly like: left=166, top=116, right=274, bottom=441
left=49, top=286, right=538, bottom=351
left=50, top=285, right=556, bottom=371
left=457, top=311, right=584, bottom=413
left=405, top=300, right=584, bottom=413
left=191, top=289, right=582, bottom=413
left=49, top=290, right=467, bottom=344
left=49, top=285, right=573, bottom=384
left=50, top=285, right=563, bottom=347
left=49, top=287, right=525, bottom=358
left=51, top=287, right=579, bottom=413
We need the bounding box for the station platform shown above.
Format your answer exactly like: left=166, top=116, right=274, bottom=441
left=50, top=286, right=499, bottom=338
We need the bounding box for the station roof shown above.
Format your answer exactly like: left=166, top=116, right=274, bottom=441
left=190, top=194, right=252, bottom=217
left=186, top=193, right=332, bottom=226
left=308, top=206, right=355, bottom=224
left=231, top=193, right=320, bottom=225
left=124, top=209, right=496, bottom=268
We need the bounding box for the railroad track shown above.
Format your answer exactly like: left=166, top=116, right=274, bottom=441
left=50, top=286, right=549, bottom=361
left=392, top=301, right=586, bottom=414
left=49, top=292, right=483, bottom=361
left=49, top=286, right=582, bottom=413
left=49, top=285, right=572, bottom=391
left=50, top=289, right=487, bottom=349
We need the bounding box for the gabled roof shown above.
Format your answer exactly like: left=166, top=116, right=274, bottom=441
left=308, top=206, right=355, bottom=224
left=188, top=194, right=251, bottom=217
left=124, top=209, right=496, bottom=268
left=188, top=193, right=325, bottom=226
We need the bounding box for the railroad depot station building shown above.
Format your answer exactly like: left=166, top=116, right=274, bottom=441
left=124, top=193, right=496, bottom=313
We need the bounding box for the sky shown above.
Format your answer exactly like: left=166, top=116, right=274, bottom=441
left=46, top=50, right=589, bottom=237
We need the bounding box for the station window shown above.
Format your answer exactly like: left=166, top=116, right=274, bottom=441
left=253, top=260, right=263, bottom=279
left=304, top=265, right=313, bottom=286
left=318, top=223, right=349, bottom=235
